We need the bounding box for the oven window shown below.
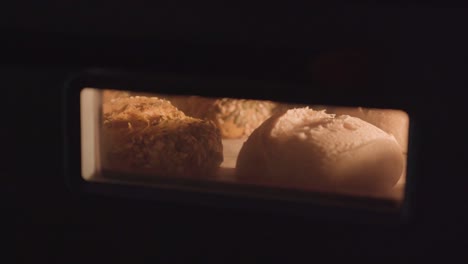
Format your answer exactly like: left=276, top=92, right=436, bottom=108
left=81, top=88, right=410, bottom=207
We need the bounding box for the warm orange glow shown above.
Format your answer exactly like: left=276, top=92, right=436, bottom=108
left=80, top=88, right=409, bottom=205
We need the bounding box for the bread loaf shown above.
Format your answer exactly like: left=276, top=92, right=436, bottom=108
left=236, top=108, right=404, bottom=193
left=326, top=107, right=409, bottom=185
left=101, top=96, right=223, bottom=178
left=166, top=96, right=281, bottom=139
left=102, top=89, right=131, bottom=103
left=327, top=107, right=409, bottom=154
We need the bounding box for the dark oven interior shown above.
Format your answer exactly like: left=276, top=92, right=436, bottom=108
left=6, top=3, right=468, bottom=262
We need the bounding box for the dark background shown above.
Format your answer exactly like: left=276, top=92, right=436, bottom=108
left=4, top=3, right=468, bottom=263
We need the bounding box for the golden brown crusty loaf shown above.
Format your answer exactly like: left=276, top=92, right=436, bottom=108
left=236, top=107, right=404, bottom=193
left=165, top=96, right=282, bottom=139
left=101, top=96, right=223, bottom=178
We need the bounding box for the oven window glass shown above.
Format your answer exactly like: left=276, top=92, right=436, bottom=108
left=80, top=88, right=410, bottom=207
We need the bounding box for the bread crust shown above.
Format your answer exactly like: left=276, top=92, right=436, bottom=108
left=327, top=107, right=409, bottom=154
left=166, top=96, right=281, bottom=139
left=326, top=107, right=409, bottom=185
left=101, top=96, right=223, bottom=178
left=102, top=89, right=131, bottom=103
left=236, top=108, right=404, bottom=193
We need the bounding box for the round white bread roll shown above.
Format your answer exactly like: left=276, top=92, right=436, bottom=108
left=236, top=108, right=404, bottom=193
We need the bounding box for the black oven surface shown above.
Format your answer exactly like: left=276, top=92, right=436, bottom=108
left=6, top=4, right=468, bottom=263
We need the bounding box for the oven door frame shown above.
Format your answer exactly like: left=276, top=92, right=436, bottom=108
left=63, top=68, right=420, bottom=226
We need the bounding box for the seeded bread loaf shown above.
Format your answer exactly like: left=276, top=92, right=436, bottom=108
left=101, top=96, right=223, bottom=178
